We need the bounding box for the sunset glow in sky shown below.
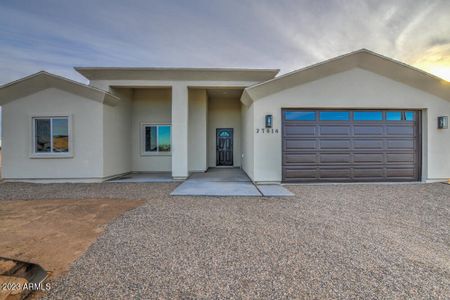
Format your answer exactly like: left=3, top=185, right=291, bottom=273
left=0, top=0, right=450, bottom=84
left=413, top=45, right=450, bottom=81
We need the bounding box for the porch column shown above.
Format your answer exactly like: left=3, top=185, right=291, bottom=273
left=171, top=84, right=189, bottom=179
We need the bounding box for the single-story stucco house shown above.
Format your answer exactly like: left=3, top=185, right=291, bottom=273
left=0, top=49, right=449, bottom=183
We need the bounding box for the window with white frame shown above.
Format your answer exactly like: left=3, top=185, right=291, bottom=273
left=33, top=117, right=70, bottom=155
left=142, top=124, right=171, bottom=153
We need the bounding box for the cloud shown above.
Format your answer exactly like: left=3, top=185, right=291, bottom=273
left=429, top=38, right=450, bottom=47
left=413, top=43, right=450, bottom=81
left=0, top=0, right=449, bottom=85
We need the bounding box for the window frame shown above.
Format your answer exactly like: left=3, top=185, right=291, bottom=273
left=141, top=123, right=172, bottom=156
left=30, top=115, right=73, bottom=158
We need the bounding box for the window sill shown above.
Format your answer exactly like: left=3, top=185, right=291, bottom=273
left=30, top=153, right=74, bottom=159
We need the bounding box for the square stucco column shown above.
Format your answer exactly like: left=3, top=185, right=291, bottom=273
left=171, top=84, right=189, bottom=179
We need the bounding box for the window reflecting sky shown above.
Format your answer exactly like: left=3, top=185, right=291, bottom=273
left=405, top=112, right=415, bottom=121
left=52, top=118, right=68, bottom=136
left=158, top=126, right=171, bottom=146
left=386, top=112, right=402, bottom=121
left=320, top=111, right=349, bottom=121
left=353, top=111, right=383, bottom=121
left=285, top=111, right=315, bottom=121
left=145, top=126, right=157, bottom=152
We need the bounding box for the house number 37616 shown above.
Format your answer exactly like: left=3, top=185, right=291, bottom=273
left=256, top=128, right=279, bottom=134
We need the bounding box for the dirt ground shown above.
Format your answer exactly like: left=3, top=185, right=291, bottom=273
left=0, top=199, right=144, bottom=278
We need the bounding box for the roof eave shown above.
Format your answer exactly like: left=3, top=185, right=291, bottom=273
left=103, top=93, right=120, bottom=106
left=240, top=90, right=253, bottom=106
left=74, top=67, right=280, bottom=82
left=0, top=71, right=120, bottom=106
left=244, top=49, right=450, bottom=103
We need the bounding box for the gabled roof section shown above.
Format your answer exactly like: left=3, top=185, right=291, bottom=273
left=75, top=67, right=279, bottom=82
left=0, top=71, right=120, bottom=106
left=242, top=49, right=450, bottom=105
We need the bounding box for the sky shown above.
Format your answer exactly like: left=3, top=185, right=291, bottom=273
left=1, top=0, right=450, bottom=86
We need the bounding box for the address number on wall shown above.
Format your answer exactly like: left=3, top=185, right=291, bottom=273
left=256, top=128, right=279, bottom=134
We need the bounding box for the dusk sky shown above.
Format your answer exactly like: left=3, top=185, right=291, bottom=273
left=1, top=0, right=450, bottom=85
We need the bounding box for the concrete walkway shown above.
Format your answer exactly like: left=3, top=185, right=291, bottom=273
left=171, top=168, right=293, bottom=197
left=171, top=168, right=260, bottom=196
left=188, top=168, right=250, bottom=182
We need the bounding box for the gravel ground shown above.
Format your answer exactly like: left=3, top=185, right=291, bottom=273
left=2, top=182, right=449, bottom=299
left=0, top=182, right=177, bottom=201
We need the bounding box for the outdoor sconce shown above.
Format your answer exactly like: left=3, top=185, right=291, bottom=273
left=265, top=114, right=273, bottom=128
left=438, top=116, right=448, bottom=129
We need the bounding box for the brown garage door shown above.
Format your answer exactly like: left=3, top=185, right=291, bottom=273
left=282, top=109, right=421, bottom=182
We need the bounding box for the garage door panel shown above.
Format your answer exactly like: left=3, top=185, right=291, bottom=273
left=285, top=139, right=317, bottom=151
left=284, top=125, right=316, bottom=136
left=353, top=153, right=384, bottom=163
left=353, top=139, right=384, bottom=149
left=353, top=168, right=385, bottom=178
left=386, top=126, right=415, bottom=136
left=284, top=167, right=318, bottom=179
left=386, top=140, right=415, bottom=150
left=284, top=153, right=318, bottom=164
left=319, top=153, right=352, bottom=163
left=319, top=126, right=351, bottom=136
left=282, top=109, right=420, bottom=182
left=386, top=167, right=416, bottom=178
left=320, top=140, right=351, bottom=149
left=386, top=153, right=415, bottom=163
left=319, top=168, right=351, bottom=179
left=353, top=126, right=384, bottom=135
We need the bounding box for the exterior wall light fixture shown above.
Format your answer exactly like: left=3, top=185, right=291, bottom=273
left=265, top=114, right=273, bottom=128
left=438, top=116, right=448, bottom=129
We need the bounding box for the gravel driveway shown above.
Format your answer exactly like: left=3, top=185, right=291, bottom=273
left=1, top=182, right=449, bottom=298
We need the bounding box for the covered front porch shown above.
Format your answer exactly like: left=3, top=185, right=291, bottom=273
left=110, top=85, right=245, bottom=180
left=76, top=67, right=280, bottom=183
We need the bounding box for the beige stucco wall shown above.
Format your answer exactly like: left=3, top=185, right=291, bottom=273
left=188, top=89, right=208, bottom=172
left=251, top=68, right=450, bottom=183
left=131, top=88, right=172, bottom=172
left=1, top=88, right=104, bottom=181
left=102, top=88, right=132, bottom=177
left=207, top=97, right=241, bottom=167
left=241, top=102, right=254, bottom=180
